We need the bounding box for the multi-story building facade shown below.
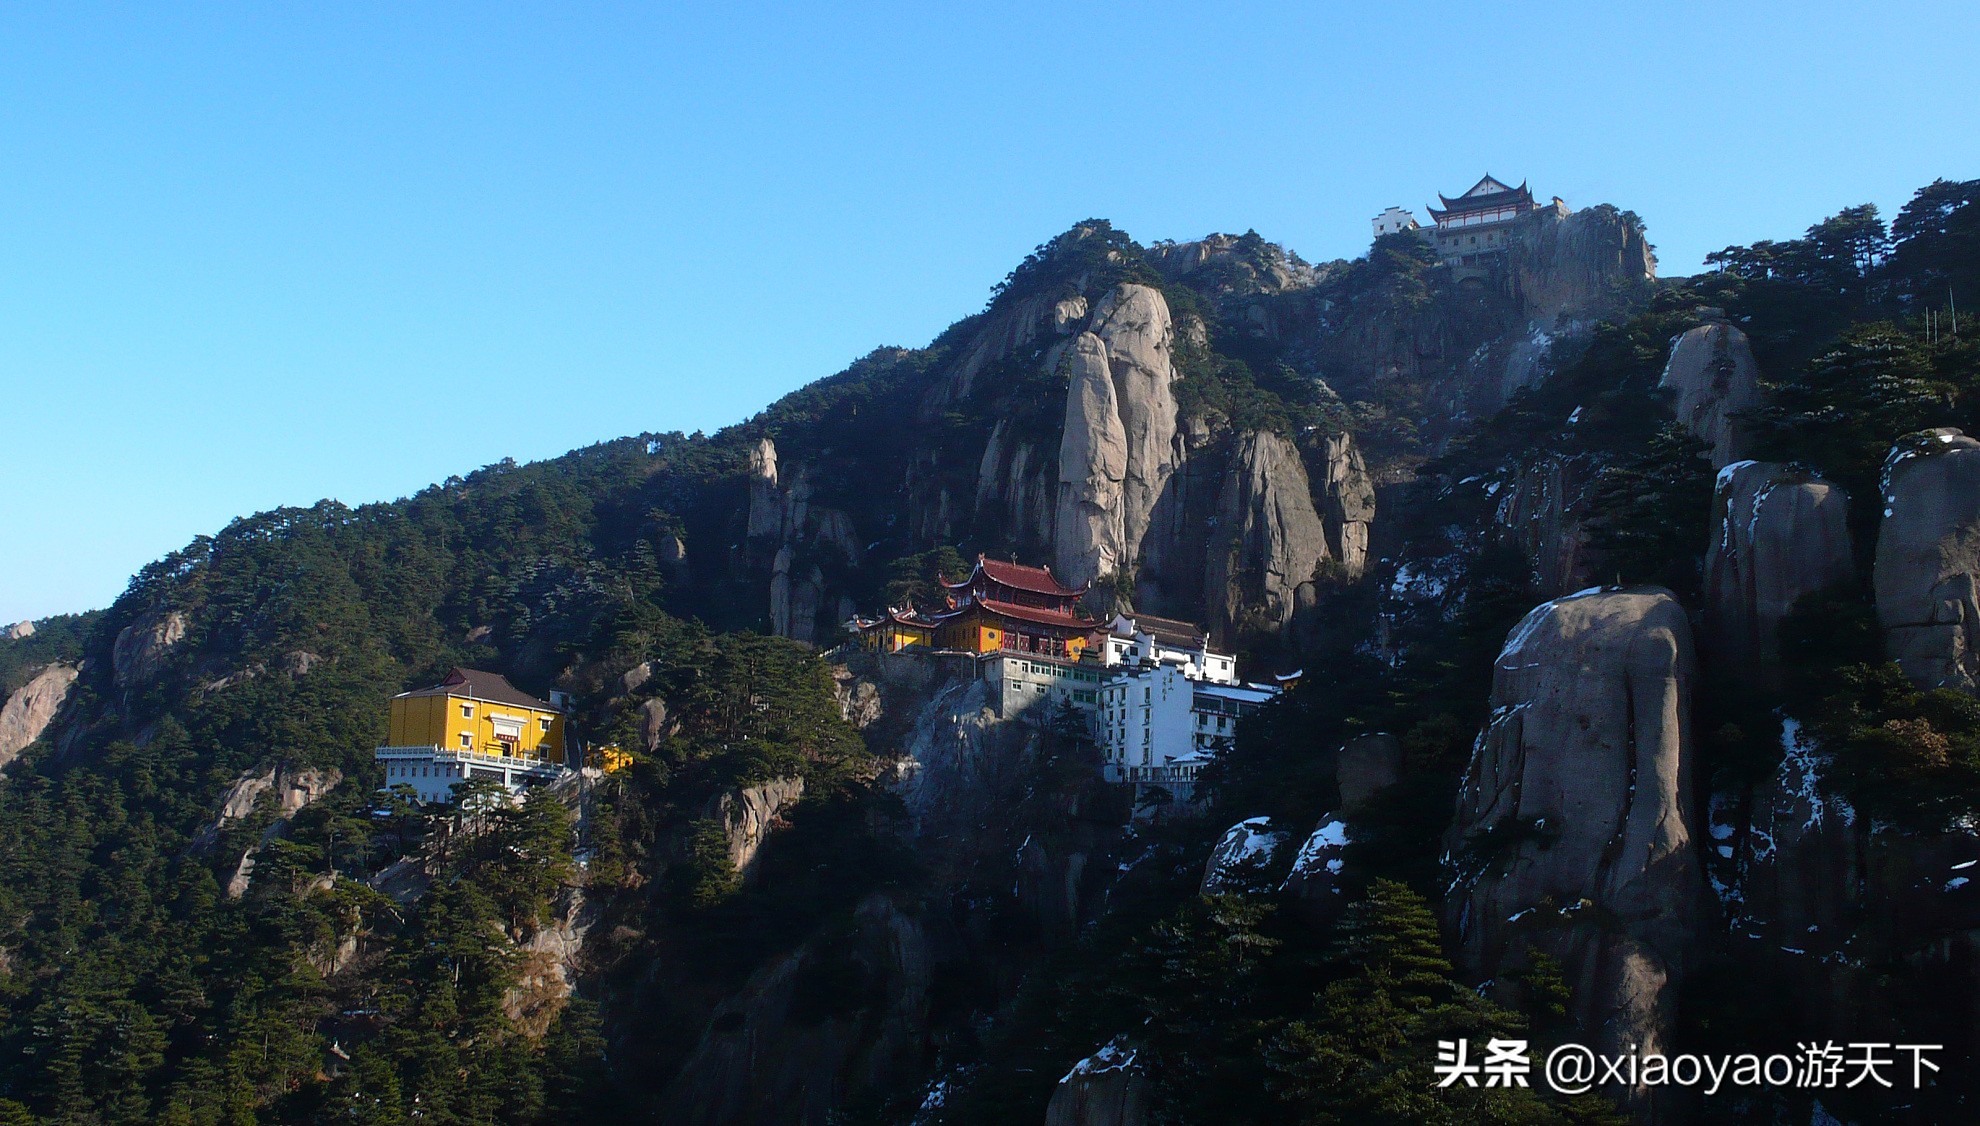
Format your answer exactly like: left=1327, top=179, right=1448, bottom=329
left=1092, top=613, right=1238, bottom=684
left=1096, top=663, right=1279, bottom=810
left=375, top=667, right=570, bottom=804
left=1423, top=174, right=1567, bottom=278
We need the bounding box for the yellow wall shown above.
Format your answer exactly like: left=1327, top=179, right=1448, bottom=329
left=860, top=622, right=933, bottom=652
left=387, top=692, right=566, bottom=764
left=936, top=613, right=999, bottom=653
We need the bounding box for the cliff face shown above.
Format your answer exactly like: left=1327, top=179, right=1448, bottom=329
left=746, top=436, right=863, bottom=644
left=1507, top=203, right=1658, bottom=328
left=1204, top=431, right=1331, bottom=641
left=717, top=203, right=1665, bottom=648
left=1448, top=589, right=1700, bottom=1113
left=1875, top=428, right=1980, bottom=693
left=1316, top=432, right=1375, bottom=578
left=0, top=663, right=78, bottom=767
left=1704, top=461, right=1854, bottom=679
left=1054, top=331, right=1131, bottom=588
left=1275, top=203, right=1657, bottom=448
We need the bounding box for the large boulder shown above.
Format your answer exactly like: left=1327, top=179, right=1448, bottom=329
left=1054, top=332, right=1130, bottom=588
left=1447, top=588, right=1700, bottom=1111
left=0, top=663, right=79, bottom=766
left=1703, top=461, right=1854, bottom=678
left=4, top=620, right=32, bottom=640
left=1205, top=431, right=1330, bottom=639
left=1335, top=732, right=1401, bottom=810
left=113, top=609, right=186, bottom=689
left=1280, top=815, right=1350, bottom=905
left=638, top=697, right=673, bottom=752
left=1659, top=311, right=1764, bottom=468
left=1200, top=816, right=1290, bottom=895
left=1874, top=429, right=1980, bottom=693
left=1044, top=1038, right=1149, bottom=1126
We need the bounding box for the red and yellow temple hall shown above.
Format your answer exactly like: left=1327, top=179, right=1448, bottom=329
left=853, top=555, right=1093, bottom=660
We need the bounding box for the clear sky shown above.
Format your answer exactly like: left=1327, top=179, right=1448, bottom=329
left=2, top=2, right=1974, bottom=623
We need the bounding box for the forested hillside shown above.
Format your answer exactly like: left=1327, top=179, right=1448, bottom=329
left=0, top=175, right=1976, bottom=1125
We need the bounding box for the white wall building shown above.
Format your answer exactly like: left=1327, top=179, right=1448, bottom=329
left=1096, top=663, right=1280, bottom=811
left=1093, top=614, right=1237, bottom=685
left=1371, top=206, right=1420, bottom=239
left=376, top=747, right=564, bottom=805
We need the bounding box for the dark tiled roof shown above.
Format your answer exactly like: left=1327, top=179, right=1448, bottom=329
left=1428, top=176, right=1535, bottom=220
left=399, top=667, right=560, bottom=712
left=975, top=598, right=1093, bottom=631
left=1129, top=613, right=1208, bottom=649
left=944, top=555, right=1088, bottom=598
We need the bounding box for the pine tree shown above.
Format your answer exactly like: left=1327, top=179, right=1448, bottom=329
left=1748, top=323, right=1950, bottom=510
left=1581, top=423, right=1714, bottom=597
left=1267, top=880, right=1577, bottom=1126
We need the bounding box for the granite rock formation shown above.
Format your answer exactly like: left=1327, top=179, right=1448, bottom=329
left=1874, top=429, right=1980, bottom=693
left=1447, top=588, right=1699, bottom=1111
left=1659, top=310, right=1764, bottom=469
left=1204, top=431, right=1330, bottom=639
left=0, top=663, right=78, bottom=767
left=1703, top=461, right=1854, bottom=678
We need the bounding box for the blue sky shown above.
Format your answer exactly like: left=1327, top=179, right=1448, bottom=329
left=2, top=2, right=1974, bottom=623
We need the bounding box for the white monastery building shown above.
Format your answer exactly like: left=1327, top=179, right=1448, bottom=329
left=1092, top=615, right=1282, bottom=810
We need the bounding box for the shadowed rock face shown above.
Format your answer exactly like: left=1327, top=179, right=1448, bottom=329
left=0, top=663, right=78, bottom=766
left=1447, top=588, right=1700, bottom=1113
left=1659, top=313, right=1764, bottom=469
left=1204, top=431, right=1330, bottom=641
left=1044, top=1038, right=1149, bottom=1126
left=1493, top=455, right=1599, bottom=597
left=1336, top=732, right=1401, bottom=810
left=1704, top=461, right=1854, bottom=680
left=707, top=776, right=805, bottom=880
left=1317, top=432, right=1375, bottom=580
left=659, top=895, right=931, bottom=1126
left=1876, top=429, right=1980, bottom=693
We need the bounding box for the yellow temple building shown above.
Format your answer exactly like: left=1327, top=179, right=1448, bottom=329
left=376, top=667, right=570, bottom=803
